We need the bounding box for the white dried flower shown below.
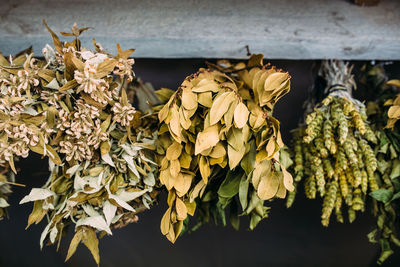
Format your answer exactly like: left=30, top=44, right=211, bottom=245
left=112, top=102, right=136, bottom=126
left=74, top=63, right=104, bottom=94
left=114, top=58, right=135, bottom=81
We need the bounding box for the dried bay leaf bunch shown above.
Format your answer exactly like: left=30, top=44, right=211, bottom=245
left=287, top=60, right=379, bottom=227
left=17, top=22, right=160, bottom=265
left=359, top=64, right=400, bottom=264
left=157, top=55, right=294, bottom=242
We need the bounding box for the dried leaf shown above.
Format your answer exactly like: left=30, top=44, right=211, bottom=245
left=209, top=92, right=236, bottom=125
left=257, top=171, right=280, bottom=200
left=234, top=102, right=250, bottom=128
left=195, top=125, right=219, bottom=155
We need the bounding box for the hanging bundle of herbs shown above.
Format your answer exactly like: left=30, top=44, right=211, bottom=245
left=359, top=64, right=400, bottom=264
left=287, top=60, right=379, bottom=227
left=156, top=55, right=294, bottom=242
left=0, top=22, right=162, bottom=265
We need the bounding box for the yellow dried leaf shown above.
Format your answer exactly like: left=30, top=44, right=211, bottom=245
left=275, top=173, right=287, bottom=199
left=199, top=156, right=211, bottom=184
left=179, top=107, right=192, bottom=130
left=264, top=72, right=289, bottom=91
left=182, top=87, right=198, bottom=110
left=266, top=138, right=277, bottom=159
left=234, top=102, right=250, bottom=128
left=198, top=92, right=213, bottom=107
left=167, top=190, right=176, bottom=206
left=169, top=106, right=181, bottom=142
left=8, top=156, right=17, bottom=174
left=66, top=228, right=83, bottom=262
left=190, top=180, right=206, bottom=202
left=174, top=173, right=192, bottom=196
left=179, top=151, right=192, bottom=169
left=282, top=166, right=294, bottom=191
left=100, top=141, right=110, bottom=156
left=169, top=159, right=181, bottom=177
left=209, top=91, right=236, bottom=125
left=228, top=145, right=246, bottom=170
left=387, top=79, right=400, bottom=88
left=160, top=208, right=171, bottom=235
left=43, top=20, right=63, bottom=53
left=194, top=125, right=219, bottom=155
left=158, top=103, right=170, bottom=122
left=26, top=200, right=47, bottom=229
left=160, top=170, right=174, bottom=190
left=45, top=145, right=62, bottom=165
left=192, top=79, right=220, bottom=93
left=388, top=105, right=400, bottom=118
left=384, top=99, right=394, bottom=106
left=166, top=142, right=182, bottom=160
left=175, top=197, right=188, bottom=220
left=209, top=156, right=224, bottom=166
left=257, top=171, right=280, bottom=200
left=209, top=143, right=226, bottom=158
left=252, top=160, right=271, bottom=188
left=255, top=149, right=268, bottom=162
left=224, top=100, right=237, bottom=128
left=166, top=224, right=176, bottom=243
left=59, top=79, right=78, bottom=91
left=82, top=227, right=100, bottom=266
left=184, top=199, right=196, bottom=216
left=247, top=54, right=264, bottom=68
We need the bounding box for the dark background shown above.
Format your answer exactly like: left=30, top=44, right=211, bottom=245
left=1, top=59, right=400, bottom=267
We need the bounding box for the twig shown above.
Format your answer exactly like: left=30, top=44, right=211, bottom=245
left=2, top=180, right=26, bottom=187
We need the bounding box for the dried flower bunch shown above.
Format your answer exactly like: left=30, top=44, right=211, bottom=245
left=156, top=55, right=294, bottom=242
left=0, top=46, right=62, bottom=220
left=0, top=21, right=161, bottom=265
left=359, top=64, right=400, bottom=264
left=287, top=60, right=379, bottom=227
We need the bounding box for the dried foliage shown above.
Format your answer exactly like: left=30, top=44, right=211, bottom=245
left=0, top=165, right=14, bottom=219
left=384, top=79, right=400, bottom=129
left=359, top=64, right=400, bottom=264
left=287, top=61, right=379, bottom=227
left=0, top=22, right=160, bottom=265
left=156, top=55, right=294, bottom=242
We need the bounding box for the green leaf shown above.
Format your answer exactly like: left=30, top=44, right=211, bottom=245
left=249, top=213, right=262, bottom=230
left=370, top=189, right=393, bottom=203
left=217, top=170, right=242, bottom=198
left=367, top=228, right=378, bottom=243
left=240, top=141, right=256, bottom=175
left=229, top=201, right=240, bottom=231
left=378, top=238, right=394, bottom=264
left=239, top=173, right=250, bottom=210
left=390, top=191, right=400, bottom=202
left=390, top=159, right=400, bottom=179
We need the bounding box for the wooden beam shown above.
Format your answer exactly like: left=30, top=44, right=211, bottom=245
left=0, top=0, right=399, bottom=59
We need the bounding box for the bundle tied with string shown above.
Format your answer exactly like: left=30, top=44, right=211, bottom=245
left=156, top=55, right=294, bottom=243
left=287, top=60, right=379, bottom=227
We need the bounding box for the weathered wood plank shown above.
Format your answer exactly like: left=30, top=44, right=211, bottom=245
left=0, top=0, right=399, bottom=59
